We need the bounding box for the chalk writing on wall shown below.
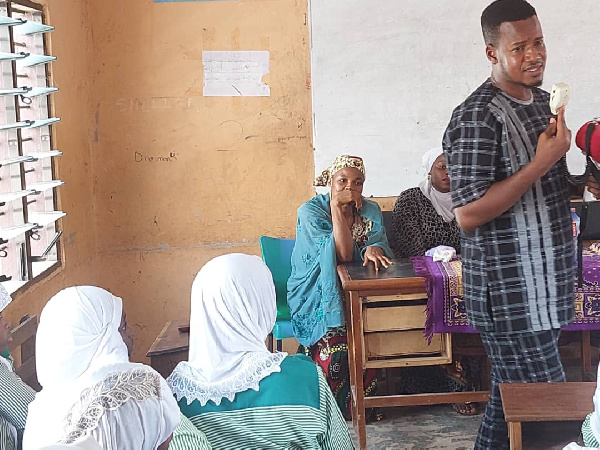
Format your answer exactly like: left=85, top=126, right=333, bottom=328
left=134, top=151, right=178, bottom=163
left=116, top=98, right=202, bottom=113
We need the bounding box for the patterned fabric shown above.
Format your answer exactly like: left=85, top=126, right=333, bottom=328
left=392, top=188, right=461, bottom=259
left=412, top=256, right=474, bottom=338
left=0, top=354, right=36, bottom=450
left=351, top=215, right=373, bottom=249
left=60, top=368, right=161, bottom=444
left=287, top=193, right=392, bottom=347
left=443, top=79, right=577, bottom=333
left=413, top=250, right=600, bottom=338
left=582, top=413, right=599, bottom=448
left=477, top=330, right=564, bottom=450
left=169, top=414, right=212, bottom=450
left=300, top=326, right=377, bottom=421
left=175, top=355, right=354, bottom=449
left=314, top=155, right=365, bottom=187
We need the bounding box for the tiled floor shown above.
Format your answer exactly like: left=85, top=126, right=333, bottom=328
left=348, top=405, right=585, bottom=449
left=347, top=351, right=593, bottom=450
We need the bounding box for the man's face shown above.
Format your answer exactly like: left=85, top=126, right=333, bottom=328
left=487, top=16, right=546, bottom=90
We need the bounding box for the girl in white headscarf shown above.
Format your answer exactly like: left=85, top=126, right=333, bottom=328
left=391, top=146, right=460, bottom=259
left=167, top=253, right=354, bottom=450
left=22, top=286, right=180, bottom=450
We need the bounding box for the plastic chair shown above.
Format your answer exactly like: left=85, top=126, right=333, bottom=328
left=259, top=236, right=296, bottom=352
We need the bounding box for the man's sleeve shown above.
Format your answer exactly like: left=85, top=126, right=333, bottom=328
left=443, top=110, right=501, bottom=209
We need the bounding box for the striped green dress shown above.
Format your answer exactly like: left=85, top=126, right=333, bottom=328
left=0, top=351, right=36, bottom=450
left=170, top=354, right=354, bottom=450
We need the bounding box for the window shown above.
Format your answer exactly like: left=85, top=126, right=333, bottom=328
left=0, top=0, right=63, bottom=293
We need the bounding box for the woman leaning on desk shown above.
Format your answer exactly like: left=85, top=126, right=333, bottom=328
left=287, top=155, right=393, bottom=421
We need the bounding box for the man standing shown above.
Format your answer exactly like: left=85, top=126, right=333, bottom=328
left=443, top=1, right=587, bottom=448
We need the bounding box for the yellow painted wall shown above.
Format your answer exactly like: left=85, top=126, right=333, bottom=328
left=87, top=0, right=314, bottom=361
left=5, top=0, right=97, bottom=324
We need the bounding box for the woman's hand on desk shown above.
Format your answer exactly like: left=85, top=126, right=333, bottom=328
left=363, top=246, right=393, bottom=271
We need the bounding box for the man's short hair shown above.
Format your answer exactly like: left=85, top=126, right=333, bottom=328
left=481, top=0, right=537, bottom=46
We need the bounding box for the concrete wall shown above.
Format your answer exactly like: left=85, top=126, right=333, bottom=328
left=5, top=0, right=97, bottom=324
left=88, top=0, right=314, bottom=361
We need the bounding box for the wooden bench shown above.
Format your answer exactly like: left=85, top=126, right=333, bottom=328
left=6, top=314, right=40, bottom=391
left=146, top=319, right=189, bottom=379
left=500, top=382, right=596, bottom=450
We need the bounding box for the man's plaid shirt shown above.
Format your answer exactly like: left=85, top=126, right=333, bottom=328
left=443, top=79, right=575, bottom=333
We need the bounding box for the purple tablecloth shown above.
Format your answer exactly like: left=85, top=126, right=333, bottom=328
left=412, top=244, right=600, bottom=340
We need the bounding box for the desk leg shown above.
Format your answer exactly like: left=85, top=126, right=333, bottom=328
left=581, top=330, right=593, bottom=381
left=508, top=421, right=522, bottom=450
left=347, top=290, right=367, bottom=449
left=344, top=291, right=358, bottom=428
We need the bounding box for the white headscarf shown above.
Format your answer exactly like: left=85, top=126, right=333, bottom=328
left=167, top=253, right=287, bottom=406
left=23, top=286, right=179, bottom=450
left=418, top=147, right=455, bottom=222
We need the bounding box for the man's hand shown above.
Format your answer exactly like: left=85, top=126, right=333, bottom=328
left=533, top=106, right=572, bottom=174
left=363, top=246, right=393, bottom=271
left=332, top=188, right=362, bottom=210
left=586, top=175, right=600, bottom=199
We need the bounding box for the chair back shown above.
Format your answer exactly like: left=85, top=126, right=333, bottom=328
left=259, top=236, right=295, bottom=321
left=7, top=314, right=40, bottom=391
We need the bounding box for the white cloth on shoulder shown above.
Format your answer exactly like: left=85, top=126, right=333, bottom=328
left=23, top=286, right=179, bottom=450
left=167, top=253, right=286, bottom=406
left=418, top=146, right=455, bottom=223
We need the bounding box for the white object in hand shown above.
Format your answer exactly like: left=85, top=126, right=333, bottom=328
left=549, top=82, right=571, bottom=114
left=584, top=187, right=597, bottom=202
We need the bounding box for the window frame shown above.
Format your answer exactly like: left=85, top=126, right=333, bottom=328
left=1, top=0, right=63, bottom=296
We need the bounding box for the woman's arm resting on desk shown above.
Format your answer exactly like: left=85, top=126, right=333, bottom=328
left=330, top=189, right=362, bottom=262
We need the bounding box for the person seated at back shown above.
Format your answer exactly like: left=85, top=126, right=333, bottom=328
left=564, top=366, right=600, bottom=450
left=391, top=147, right=460, bottom=259
left=167, top=253, right=354, bottom=449
left=23, top=286, right=180, bottom=449
left=391, top=148, right=481, bottom=415
left=0, top=285, right=36, bottom=450
left=287, top=155, right=393, bottom=421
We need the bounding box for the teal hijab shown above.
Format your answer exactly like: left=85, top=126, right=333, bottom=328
left=287, top=193, right=391, bottom=347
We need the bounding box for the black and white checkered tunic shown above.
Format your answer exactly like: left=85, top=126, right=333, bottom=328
left=443, top=79, right=575, bottom=333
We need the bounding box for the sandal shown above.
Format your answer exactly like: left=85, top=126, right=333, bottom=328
left=452, top=402, right=479, bottom=416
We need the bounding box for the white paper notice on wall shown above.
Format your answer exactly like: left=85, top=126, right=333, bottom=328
left=202, top=51, right=270, bottom=97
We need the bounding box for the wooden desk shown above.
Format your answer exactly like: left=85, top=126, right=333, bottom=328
left=338, top=260, right=490, bottom=449
left=146, top=319, right=189, bottom=379
left=500, top=382, right=596, bottom=450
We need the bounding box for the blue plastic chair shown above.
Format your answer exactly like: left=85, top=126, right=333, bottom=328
left=259, top=236, right=296, bottom=352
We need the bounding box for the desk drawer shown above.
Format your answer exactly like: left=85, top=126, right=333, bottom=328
left=365, top=330, right=443, bottom=358
left=364, top=304, right=426, bottom=332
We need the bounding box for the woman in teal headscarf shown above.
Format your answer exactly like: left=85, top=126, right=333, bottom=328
left=287, top=155, right=393, bottom=420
